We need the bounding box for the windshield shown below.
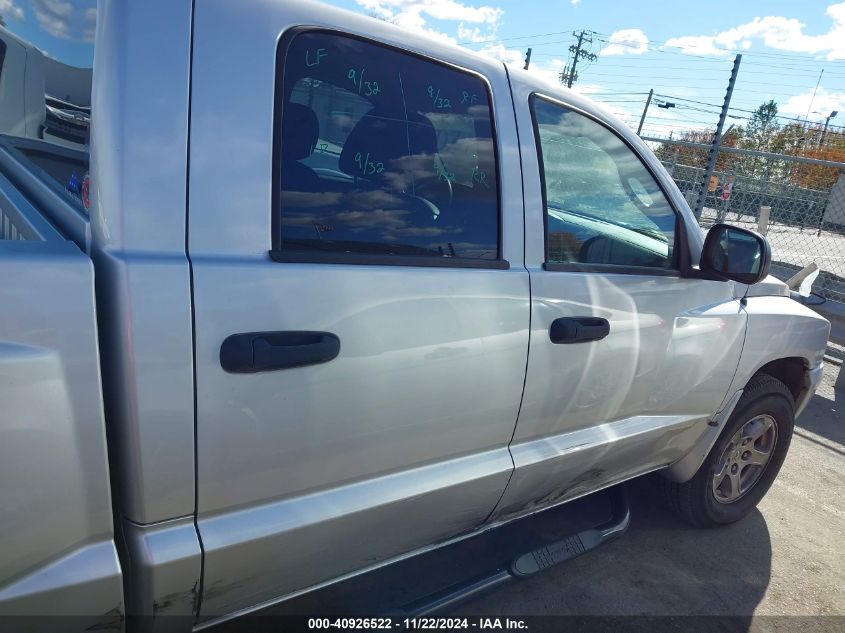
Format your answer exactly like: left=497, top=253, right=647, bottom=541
left=0, top=1, right=96, bottom=206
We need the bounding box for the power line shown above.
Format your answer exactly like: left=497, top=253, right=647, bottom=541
left=550, top=55, right=845, bottom=79
left=591, top=31, right=842, bottom=63
left=460, top=26, right=845, bottom=72
left=584, top=73, right=835, bottom=90
left=652, top=93, right=845, bottom=128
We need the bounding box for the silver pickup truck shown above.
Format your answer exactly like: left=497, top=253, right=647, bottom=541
left=0, top=0, right=830, bottom=630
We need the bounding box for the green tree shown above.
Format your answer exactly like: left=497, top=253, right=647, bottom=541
left=771, top=122, right=806, bottom=156
left=738, top=100, right=781, bottom=178
left=742, top=100, right=780, bottom=153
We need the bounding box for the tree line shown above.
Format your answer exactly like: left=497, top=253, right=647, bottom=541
left=654, top=100, right=845, bottom=191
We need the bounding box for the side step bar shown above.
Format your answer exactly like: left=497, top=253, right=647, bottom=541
left=399, top=486, right=631, bottom=618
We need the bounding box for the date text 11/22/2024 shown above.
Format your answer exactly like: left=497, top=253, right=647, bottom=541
left=307, top=618, right=529, bottom=630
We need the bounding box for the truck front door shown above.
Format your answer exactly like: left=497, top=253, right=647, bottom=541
left=491, top=87, right=748, bottom=521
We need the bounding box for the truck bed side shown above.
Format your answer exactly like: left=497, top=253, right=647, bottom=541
left=0, top=166, right=122, bottom=625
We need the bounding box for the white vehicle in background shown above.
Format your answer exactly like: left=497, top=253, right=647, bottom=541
left=0, top=25, right=90, bottom=148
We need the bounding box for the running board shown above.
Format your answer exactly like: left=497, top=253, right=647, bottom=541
left=398, top=486, right=631, bottom=618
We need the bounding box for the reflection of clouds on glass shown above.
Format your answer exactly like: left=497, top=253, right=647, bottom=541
left=382, top=152, right=437, bottom=190
left=334, top=208, right=409, bottom=230
left=279, top=30, right=499, bottom=261
left=538, top=115, right=675, bottom=232
left=345, top=189, right=404, bottom=208
left=536, top=99, right=677, bottom=267
left=281, top=184, right=495, bottom=257
left=282, top=212, right=322, bottom=228
left=437, top=136, right=495, bottom=187
left=281, top=192, right=343, bottom=208
left=431, top=241, right=495, bottom=259
left=466, top=104, right=489, bottom=119
left=386, top=225, right=455, bottom=238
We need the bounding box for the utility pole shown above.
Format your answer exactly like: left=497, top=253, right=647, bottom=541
left=559, top=30, right=597, bottom=88
left=636, top=89, right=653, bottom=136
left=523, top=48, right=532, bottom=70
left=820, top=110, right=838, bottom=147
left=693, top=53, right=741, bottom=221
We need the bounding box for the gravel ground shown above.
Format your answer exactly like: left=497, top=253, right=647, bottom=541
left=456, top=362, right=845, bottom=620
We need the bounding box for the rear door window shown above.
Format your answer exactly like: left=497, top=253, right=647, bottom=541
left=275, top=31, right=501, bottom=265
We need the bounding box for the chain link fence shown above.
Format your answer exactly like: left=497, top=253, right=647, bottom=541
left=650, top=139, right=845, bottom=303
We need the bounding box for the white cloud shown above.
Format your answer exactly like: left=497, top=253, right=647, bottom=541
left=601, top=28, right=649, bottom=56
left=780, top=87, right=845, bottom=118
left=475, top=42, right=525, bottom=66
left=571, top=0, right=582, bottom=5
left=83, top=7, right=96, bottom=43
left=356, top=0, right=625, bottom=115
left=457, top=23, right=488, bottom=43
left=666, top=2, right=845, bottom=59
left=472, top=43, right=562, bottom=86
left=663, top=34, right=732, bottom=57
left=358, top=0, right=502, bottom=28
left=31, top=0, right=72, bottom=39
left=0, top=0, right=24, bottom=21
left=25, top=0, right=96, bottom=42
left=526, top=60, right=566, bottom=86
left=359, top=0, right=502, bottom=46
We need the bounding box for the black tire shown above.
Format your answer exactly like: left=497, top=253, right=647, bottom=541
left=661, top=373, right=795, bottom=528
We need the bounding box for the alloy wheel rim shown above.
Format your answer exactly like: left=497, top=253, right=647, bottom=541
left=712, top=414, right=778, bottom=504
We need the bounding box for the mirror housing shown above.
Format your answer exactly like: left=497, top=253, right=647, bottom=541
left=700, top=223, right=771, bottom=285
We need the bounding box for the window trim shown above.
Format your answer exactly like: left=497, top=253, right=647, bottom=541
left=270, top=27, right=508, bottom=270
left=529, top=93, right=691, bottom=277
left=0, top=39, right=6, bottom=83
left=269, top=250, right=509, bottom=269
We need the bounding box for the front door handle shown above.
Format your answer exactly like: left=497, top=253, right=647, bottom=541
left=220, top=331, right=340, bottom=373
left=549, top=317, right=610, bottom=344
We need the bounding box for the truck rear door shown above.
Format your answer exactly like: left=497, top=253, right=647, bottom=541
left=188, top=0, right=529, bottom=618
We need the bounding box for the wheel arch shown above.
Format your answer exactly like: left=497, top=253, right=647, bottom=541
left=755, top=357, right=806, bottom=404
left=665, top=350, right=822, bottom=484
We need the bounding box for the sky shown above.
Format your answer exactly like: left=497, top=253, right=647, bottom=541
left=0, top=0, right=95, bottom=67
left=321, top=0, right=845, bottom=137
left=1, top=0, right=843, bottom=137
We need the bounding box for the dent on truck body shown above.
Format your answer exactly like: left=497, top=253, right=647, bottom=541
left=665, top=294, right=829, bottom=483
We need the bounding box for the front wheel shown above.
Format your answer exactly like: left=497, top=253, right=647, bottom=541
left=661, top=373, right=795, bottom=527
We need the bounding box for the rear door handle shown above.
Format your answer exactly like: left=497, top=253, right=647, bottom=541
left=220, top=331, right=340, bottom=373
left=549, top=317, right=610, bottom=344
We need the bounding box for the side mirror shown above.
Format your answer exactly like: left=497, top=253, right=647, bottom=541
left=701, top=223, right=771, bottom=285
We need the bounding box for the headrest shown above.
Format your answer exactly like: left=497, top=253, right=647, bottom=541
left=283, top=103, right=319, bottom=161
left=338, top=110, right=438, bottom=186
